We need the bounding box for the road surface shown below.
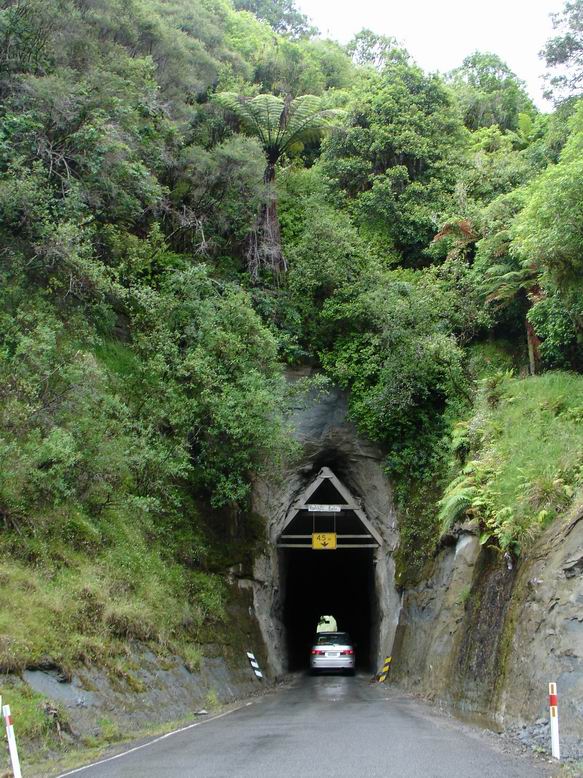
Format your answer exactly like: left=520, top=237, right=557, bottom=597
left=59, top=675, right=555, bottom=778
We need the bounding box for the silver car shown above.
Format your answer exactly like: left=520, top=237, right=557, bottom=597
left=310, top=632, right=355, bottom=674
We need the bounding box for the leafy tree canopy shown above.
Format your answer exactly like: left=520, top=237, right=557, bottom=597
left=323, top=61, right=466, bottom=262
left=513, top=102, right=583, bottom=300
left=447, top=51, right=536, bottom=131
left=232, top=0, right=317, bottom=38
left=541, top=0, right=583, bottom=101
left=346, top=29, right=409, bottom=69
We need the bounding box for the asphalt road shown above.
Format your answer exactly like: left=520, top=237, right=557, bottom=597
left=59, top=675, right=556, bottom=778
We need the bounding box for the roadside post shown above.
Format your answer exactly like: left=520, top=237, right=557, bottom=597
left=549, top=682, right=560, bottom=760
left=247, top=651, right=263, bottom=680
left=2, top=701, right=23, bottom=778
left=376, top=656, right=392, bottom=683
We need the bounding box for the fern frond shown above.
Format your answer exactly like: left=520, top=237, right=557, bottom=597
left=213, top=93, right=286, bottom=146
left=438, top=489, right=474, bottom=534
left=280, top=95, right=344, bottom=151
left=214, top=92, right=344, bottom=158
left=482, top=262, right=537, bottom=303
left=438, top=469, right=479, bottom=535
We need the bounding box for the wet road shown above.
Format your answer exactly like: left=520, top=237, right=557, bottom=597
left=59, top=675, right=555, bottom=778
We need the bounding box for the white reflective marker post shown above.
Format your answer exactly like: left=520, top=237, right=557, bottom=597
left=247, top=651, right=263, bottom=680
left=549, top=682, right=560, bottom=760
left=2, top=702, right=23, bottom=778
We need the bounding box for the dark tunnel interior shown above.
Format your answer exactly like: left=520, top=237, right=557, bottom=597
left=281, top=548, right=378, bottom=672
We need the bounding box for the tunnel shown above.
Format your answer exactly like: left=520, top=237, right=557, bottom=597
left=281, top=548, right=378, bottom=671
left=277, top=467, right=382, bottom=673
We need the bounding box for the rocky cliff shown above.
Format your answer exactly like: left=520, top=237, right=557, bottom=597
left=392, top=504, right=583, bottom=758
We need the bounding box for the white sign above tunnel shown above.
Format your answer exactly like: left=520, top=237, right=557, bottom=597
left=307, top=504, right=342, bottom=512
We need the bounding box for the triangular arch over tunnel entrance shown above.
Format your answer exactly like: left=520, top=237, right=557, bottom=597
left=277, top=467, right=382, bottom=549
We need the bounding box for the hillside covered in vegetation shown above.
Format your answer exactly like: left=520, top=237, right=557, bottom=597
left=1, top=0, right=583, bottom=751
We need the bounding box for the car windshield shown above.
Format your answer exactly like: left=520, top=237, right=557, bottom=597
left=315, top=633, right=351, bottom=646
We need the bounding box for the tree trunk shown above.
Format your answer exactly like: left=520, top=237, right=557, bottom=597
left=526, top=318, right=541, bottom=375
left=264, top=160, right=276, bottom=186
left=246, top=161, right=286, bottom=282
left=526, top=284, right=543, bottom=375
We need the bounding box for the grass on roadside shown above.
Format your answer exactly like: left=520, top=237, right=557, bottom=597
left=0, top=516, right=226, bottom=678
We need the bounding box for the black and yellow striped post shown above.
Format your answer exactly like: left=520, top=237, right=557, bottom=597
left=377, top=656, right=392, bottom=683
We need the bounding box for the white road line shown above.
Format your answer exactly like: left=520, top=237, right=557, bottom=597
left=57, top=702, right=255, bottom=776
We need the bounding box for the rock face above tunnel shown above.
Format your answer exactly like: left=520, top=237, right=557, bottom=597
left=249, top=376, right=401, bottom=676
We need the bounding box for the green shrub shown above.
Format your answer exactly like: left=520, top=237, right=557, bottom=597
left=439, top=371, right=583, bottom=554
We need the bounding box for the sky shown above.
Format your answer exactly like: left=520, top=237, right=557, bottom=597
left=295, top=0, right=565, bottom=109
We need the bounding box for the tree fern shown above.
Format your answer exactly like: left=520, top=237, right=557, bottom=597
left=213, top=92, right=344, bottom=279
left=482, top=262, right=537, bottom=304
left=214, top=93, right=343, bottom=159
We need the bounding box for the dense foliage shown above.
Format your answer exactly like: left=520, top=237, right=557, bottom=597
left=446, top=52, right=535, bottom=131
left=1, top=0, right=583, bottom=694
left=323, top=55, right=465, bottom=262
left=439, top=371, right=583, bottom=554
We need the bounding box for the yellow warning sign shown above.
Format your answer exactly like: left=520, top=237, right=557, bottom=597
left=312, top=532, right=337, bottom=550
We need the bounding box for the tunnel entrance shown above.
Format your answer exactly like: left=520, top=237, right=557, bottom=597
left=281, top=548, right=378, bottom=671
left=277, top=468, right=381, bottom=673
